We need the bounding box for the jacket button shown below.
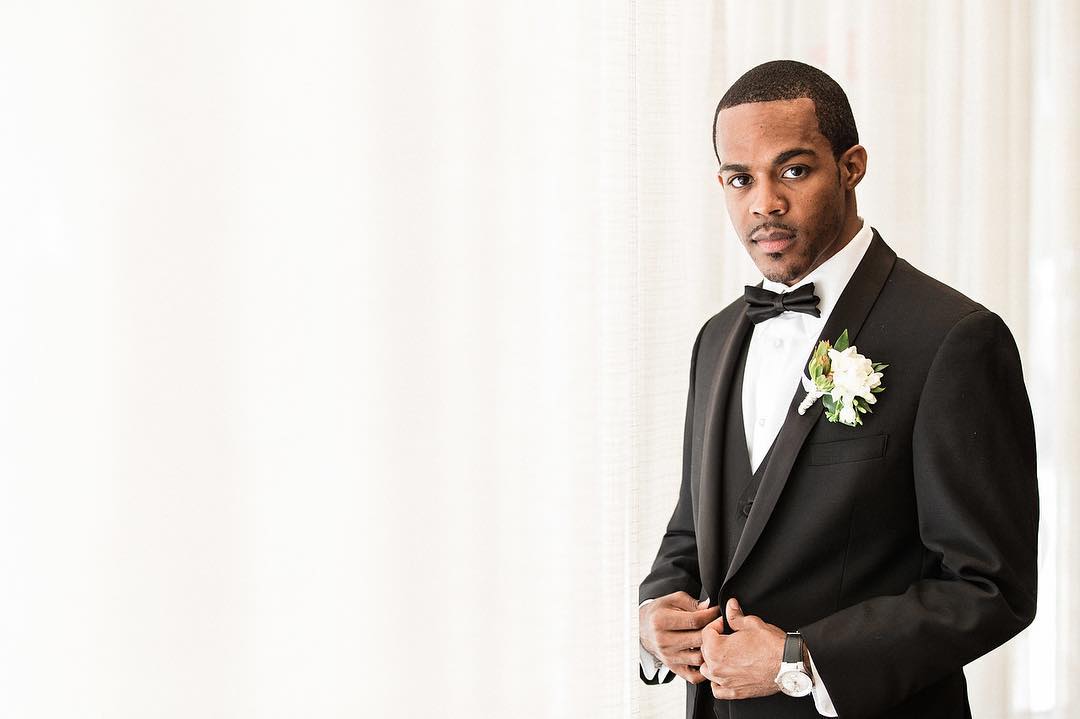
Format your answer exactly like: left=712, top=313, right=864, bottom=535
left=740, top=502, right=753, bottom=517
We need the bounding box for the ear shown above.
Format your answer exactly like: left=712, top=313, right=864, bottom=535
left=838, top=144, right=867, bottom=190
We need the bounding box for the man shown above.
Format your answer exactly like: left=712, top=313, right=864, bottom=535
left=638, top=60, right=1038, bottom=719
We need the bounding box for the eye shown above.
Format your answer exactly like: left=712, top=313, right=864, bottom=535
left=781, top=165, right=808, bottom=179
left=728, top=174, right=752, bottom=189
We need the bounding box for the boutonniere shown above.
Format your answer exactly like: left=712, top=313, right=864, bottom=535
left=797, top=329, right=887, bottom=427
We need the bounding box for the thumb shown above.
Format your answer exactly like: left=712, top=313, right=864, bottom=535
left=726, top=597, right=745, bottom=629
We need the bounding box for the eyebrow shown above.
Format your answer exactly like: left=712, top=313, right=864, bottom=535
left=718, top=147, right=818, bottom=174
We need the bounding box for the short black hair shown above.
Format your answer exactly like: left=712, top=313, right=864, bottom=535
left=712, top=60, right=859, bottom=162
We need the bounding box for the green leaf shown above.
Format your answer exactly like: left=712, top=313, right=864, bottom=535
left=873, top=363, right=889, bottom=371
left=834, top=329, right=850, bottom=352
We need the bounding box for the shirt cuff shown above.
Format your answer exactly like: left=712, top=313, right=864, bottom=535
left=639, top=639, right=668, bottom=681
left=806, top=649, right=838, bottom=717
left=638, top=599, right=671, bottom=682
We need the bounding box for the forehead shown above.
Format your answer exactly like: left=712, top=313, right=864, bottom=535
left=716, top=97, right=828, bottom=163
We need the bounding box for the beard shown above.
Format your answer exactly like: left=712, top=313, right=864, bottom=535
left=752, top=197, right=847, bottom=286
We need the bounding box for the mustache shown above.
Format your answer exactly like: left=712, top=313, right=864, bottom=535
left=747, top=222, right=798, bottom=242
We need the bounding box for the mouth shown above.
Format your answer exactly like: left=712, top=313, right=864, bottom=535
left=752, top=231, right=795, bottom=254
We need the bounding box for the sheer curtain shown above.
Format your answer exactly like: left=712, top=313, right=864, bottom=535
left=0, top=1, right=1074, bottom=718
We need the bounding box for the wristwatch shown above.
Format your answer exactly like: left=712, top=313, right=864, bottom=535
left=774, top=632, right=813, bottom=697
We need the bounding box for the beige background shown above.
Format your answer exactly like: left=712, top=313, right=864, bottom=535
left=0, top=1, right=1075, bottom=717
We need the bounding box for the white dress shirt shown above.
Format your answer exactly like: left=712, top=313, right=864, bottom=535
left=640, top=219, right=874, bottom=717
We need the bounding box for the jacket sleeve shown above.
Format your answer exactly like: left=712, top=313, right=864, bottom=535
left=798, top=309, right=1039, bottom=717
left=639, top=321, right=709, bottom=614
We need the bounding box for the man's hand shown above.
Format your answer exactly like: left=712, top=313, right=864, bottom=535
left=639, top=591, right=722, bottom=684
left=700, top=597, right=786, bottom=701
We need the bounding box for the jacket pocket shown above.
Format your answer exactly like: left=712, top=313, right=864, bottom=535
left=807, top=433, right=888, bottom=466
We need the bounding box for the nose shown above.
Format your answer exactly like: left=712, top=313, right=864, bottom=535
left=749, top=178, right=787, bottom=217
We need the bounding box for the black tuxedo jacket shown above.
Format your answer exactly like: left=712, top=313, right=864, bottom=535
left=640, top=230, right=1038, bottom=719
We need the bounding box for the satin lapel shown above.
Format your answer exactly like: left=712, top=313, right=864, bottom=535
left=696, top=304, right=753, bottom=598
left=722, top=231, right=897, bottom=587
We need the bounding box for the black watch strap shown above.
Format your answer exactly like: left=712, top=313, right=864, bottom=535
left=783, top=632, right=804, bottom=664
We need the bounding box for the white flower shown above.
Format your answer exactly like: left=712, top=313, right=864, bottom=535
left=796, top=330, right=887, bottom=427
left=828, top=346, right=883, bottom=405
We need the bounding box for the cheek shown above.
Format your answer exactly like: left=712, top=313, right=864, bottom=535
left=723, top=194, right=745, bottom=229
left=721, top=190, right=736, bottom=211
left=801, top=185, right=843, bottom=225
left=824, top=193, right=846, bottom=229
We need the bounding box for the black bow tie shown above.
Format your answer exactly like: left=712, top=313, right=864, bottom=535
left=743, top=282, right=821, bottom=324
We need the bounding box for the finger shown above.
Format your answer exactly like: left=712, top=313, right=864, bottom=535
left=664, top=591, right=701, bottom=612
left=694, top=606, right=724, bottom=629
left=697, top=597, right=711, bottom=609
left=664, top=649, right=704, bottom=667
left=657, top=628, right=710, bottom=652
left=672, top=665, right=706, bottom=685
left=663, top=605, right=723, bottom=631
left=698, top=655, right=717, bottom=683
left=702, top=614, right=726, bottom=633
left=712, top=681, right=737, bottom=701
left=726, top=597, right=745, bottom=630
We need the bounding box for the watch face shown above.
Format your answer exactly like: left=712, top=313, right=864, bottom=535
left=777, top=669, right=813, bottom=697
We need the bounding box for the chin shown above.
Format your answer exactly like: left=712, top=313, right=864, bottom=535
left=758, top=258, right=792, bottom=283
left=759, top=249, right=816, bottom=285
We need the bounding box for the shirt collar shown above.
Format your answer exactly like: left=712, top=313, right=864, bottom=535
left=761, top=218, right=874, bottom=322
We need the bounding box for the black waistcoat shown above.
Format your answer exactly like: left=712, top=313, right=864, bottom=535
left=694, top=327, right=821, bottom=719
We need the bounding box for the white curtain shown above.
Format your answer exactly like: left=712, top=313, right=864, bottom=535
left=0, top=1, right=1075, bottom=717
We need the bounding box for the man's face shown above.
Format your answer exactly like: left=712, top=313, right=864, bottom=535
left=715, top=98, right=851, bottom=286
